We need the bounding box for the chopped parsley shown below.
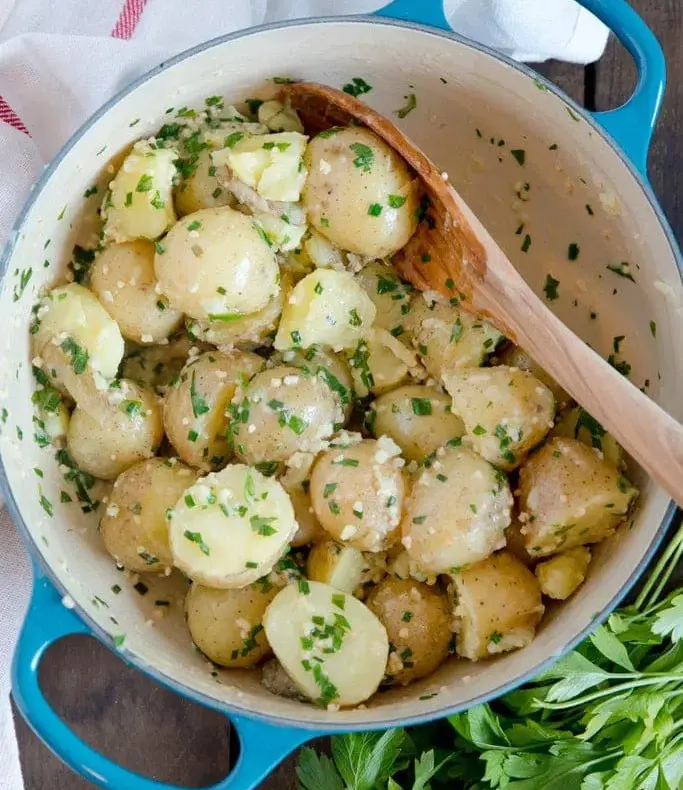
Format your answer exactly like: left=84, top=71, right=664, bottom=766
left=396, top=93, right=417, bottom=118
left=411, top=397, right=432, bottom=416
left=250, top=515, right=278, bottom=536
left=521, top=234, right=532, bottom=253
left=135, top=174, right=153, bottom=193
left=367, top=202, right=382, bottom=217
left=190, top=371, right=210, bottom=419
left=349, top=142, right=374, bottom=172
left=342, top=77, right=372, bottom=96
left=510, top=149, right=526, bottom=166
left=606, top=261, right=635, bottom=282
left=60, top=337, right=88, bottom=375
left=543, top=274, right=560, bottom=301
left=388, top=194, right=407, bottom=209
left=568, top=243, right=580, bottom=261
left=348, top=308, right=363, bottom=327
left=183, top=530, right=210, bottom=556
left=224, top=131, right=244, bottom=148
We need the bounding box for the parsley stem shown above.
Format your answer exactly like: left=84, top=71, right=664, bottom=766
left=635, top=523, right=683, bottom=611
left=538, top=675, right=683, bottom=711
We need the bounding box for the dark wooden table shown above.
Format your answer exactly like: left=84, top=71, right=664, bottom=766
left=13, top=1, right=683, bottom=787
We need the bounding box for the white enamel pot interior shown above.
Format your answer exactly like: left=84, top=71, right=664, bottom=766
left=2, top=9, right=682, bottom=772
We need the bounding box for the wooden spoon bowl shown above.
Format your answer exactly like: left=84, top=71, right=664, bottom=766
left=285, top=81, right=683, bottom=507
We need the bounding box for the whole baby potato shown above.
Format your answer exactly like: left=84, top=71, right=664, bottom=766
left=368, top=384, right=465, bottom=462
left=303, top=127, right=419, bottom=258
left=451, top=551, right=545, bottom=661
left=186, top=581, right=278, bottom=668
left=155, top=207, right=279, bottom=321
left=163, top=350, right=264, bottom=471
left=66, top=380, right=163, bottom=479
left=100, top=457, right=197, bottom=572
left=90, top=240, right=183, bottom=344
left=366, top=577, right=452, bottom=685
left=310, top=438, right=406, bottom=552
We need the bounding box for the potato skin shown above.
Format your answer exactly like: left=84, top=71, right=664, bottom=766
left=232, top=365, right=342, bottom=465
left=369, top=384, right=465, bottom=462
left=518, top=437, right=637, bottom=558
left=186, top=270, right=292, bottom=351
left=444, top=365, right=555, bottom=471
left=163, top=350, right=264, bottom=471
left=155, top=206, right=279, bottom=320
left=452, top=551, right=544, bottom=661
left=280, top=452, right=327, bottom=547
left=354, top=261, right=413, bottom=336
left=175, top=148, right=234, bottom=216
left=90, top=240, right=183, bottom=343
left=405, top=295, right=502, bottom=381
left=497, top=344, right=570, bottom=410
left=310, top=438, right=406, bottom=552
left=185, top=582, right=278, bottom=668
left=366, top=578, right=452, bottom=686
left=303, top=127, right=419, bottom=258
left=100, top=457, right=197, bottom=571
left=401, top=445, right=512, bottom=573
left=66, top=381, right=163, bottom=479
left=535, top=546, right=591, bottom=600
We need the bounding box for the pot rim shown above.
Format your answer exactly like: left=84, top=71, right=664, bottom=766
left=1, top=13, right=680, bottom=731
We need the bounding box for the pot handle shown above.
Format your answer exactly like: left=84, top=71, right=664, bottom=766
left=579, top=0, right=665, bottom=175
left=371, top=0, right=666, bottom=175
left=12, top=576, right=316, bottom=790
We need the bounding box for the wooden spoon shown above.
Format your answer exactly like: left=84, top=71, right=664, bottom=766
left=284, top=82, right=683, bottom=508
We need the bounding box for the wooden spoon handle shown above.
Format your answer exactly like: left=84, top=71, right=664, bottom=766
left=456, top=197, right=683, bottom=508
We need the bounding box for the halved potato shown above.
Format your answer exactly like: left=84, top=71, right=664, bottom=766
left=263, top=581, right=389, bottom=707
left=168, top=464, right=297, bottom=589
left=535, top=546, right=591, bottom=600
left=307, top=541, right=369, bottom=593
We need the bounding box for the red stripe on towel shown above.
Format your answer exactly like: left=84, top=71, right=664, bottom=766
left=111, top=0, right=149, bottom=39
left=0, top=97, right=28, bottom=135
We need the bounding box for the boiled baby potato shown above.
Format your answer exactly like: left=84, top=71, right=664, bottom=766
left=518, top=436, right=637, bottom=558
left=120, top=330, right=203, bottom=395
left=186, top=581, right=278, bottom=668
left=66, top=380, right=163, bottom=479
left=405, top=295, right=502, bottom=380
left=232, top=365, right=342, bottom=466
left=444, top=365, right=555, bottom=471
left=354, top=260, right=413, bottom=336
left=31, top=383, right=70, bottom=445
left=32, top=283, right=124, bottom=402
left=307, top=541, right=369, bottom=593
left=253, top=212, right=307, bottom=253
left=347, top=332, right=411, bottom=398
left=100, top=457, right=197, bottom=572
left=504, top=517, right=535, bottom=568
left=366, top=577, right=452, bottom=686
left=163, top=350, right=264, bottom=471
left=155, top=207, right=279, bottom=321
left=274, top=269, right=376, bottom=352
left=186, top=270, right=293, bottom=350
left=401, top=445, right=512, bottom=573
left=90, top=240, right=183, bottom=344
left=368, top=384, right=465, bottom=462
left=451, top=551, right=545, bottom=661
left=309, top=437, right=406, bottom=552
left=535, top=546, right=591, bottom=600
left=263, top=581, right=389, bottom=707
left=175, top=149, right=235, bottom=216
left=303, top=127, right=419, bottom=258
left=274, top=345, right=354, bottom=422
left=168, top=464, right=298, bottom=589
left=280, top=452, right=327, bottom=547
left=497, top=344, right=570, bottom=410
left=257, top=99, right=305, bottom=133
left=102, top=139, right=176, bottom=243
left=552, top=406, right=622, bottom=468
left=212, top=131, right=308, bottom=202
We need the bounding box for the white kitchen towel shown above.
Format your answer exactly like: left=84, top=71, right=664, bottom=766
left=0, top=1, right=608, bottom=788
